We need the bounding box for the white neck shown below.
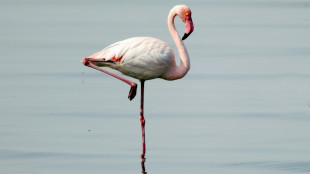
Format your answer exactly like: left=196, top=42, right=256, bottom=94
left=162, top=7, right=190, bottom=80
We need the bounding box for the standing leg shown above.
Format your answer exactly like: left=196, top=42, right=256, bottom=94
left=140, top=80, right=147, bottom=174
left=82, top=58, right=137, bottom=100
left=140, top=80, right=146, bottom=155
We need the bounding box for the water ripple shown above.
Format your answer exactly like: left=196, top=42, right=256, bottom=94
left=225, top=161, right=310, bottom=173
left=0, top=149, right=130, bottom=160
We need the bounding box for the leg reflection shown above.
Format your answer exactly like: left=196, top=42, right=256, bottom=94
left=141, top=154, right=147, bottom=174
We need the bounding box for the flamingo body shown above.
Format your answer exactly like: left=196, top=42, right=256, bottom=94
left=81, top=5, right=194, bottom=173
left=89, top=37, right=175, bottom=80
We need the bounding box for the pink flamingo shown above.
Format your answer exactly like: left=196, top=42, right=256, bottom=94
left=81, top=4, right=194, bottom=172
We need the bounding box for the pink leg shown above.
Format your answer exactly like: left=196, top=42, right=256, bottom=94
left=140, top=80, right=147, bottom=174
left=140, top=80, right=146, bottom=154
left=82, top=57, right=137, bottom=100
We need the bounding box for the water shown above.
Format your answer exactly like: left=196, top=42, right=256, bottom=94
left=1, top=0, right=310, bottom=173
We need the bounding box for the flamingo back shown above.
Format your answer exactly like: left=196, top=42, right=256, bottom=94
left=88, top=37, right=175, bottom=80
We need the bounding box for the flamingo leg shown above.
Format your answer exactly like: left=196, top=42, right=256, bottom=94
left=140, top=80, right=147, bottom=174
left=82, top=58, right=137, bottom=100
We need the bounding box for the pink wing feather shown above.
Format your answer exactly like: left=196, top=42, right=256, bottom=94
left=88, top=37, right=175, bottom=80
left=89, top=41, right=124, bottom=63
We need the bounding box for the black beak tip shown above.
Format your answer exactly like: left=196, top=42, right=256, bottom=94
left=182, top=33, right=190, bottom=40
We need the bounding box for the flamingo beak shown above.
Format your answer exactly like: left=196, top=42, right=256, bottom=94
left=182, top=15, right=194, bottom=40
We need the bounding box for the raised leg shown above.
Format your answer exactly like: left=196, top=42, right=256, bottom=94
left=140, top=80, right=147, bottom=174
left=82, top=58, right=137, bottom=100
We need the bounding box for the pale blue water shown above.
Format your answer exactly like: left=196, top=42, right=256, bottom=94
left=1, top=0, right=310, bottom=173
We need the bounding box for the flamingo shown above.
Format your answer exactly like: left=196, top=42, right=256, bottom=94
left=81, top=4, right=194, bottom=172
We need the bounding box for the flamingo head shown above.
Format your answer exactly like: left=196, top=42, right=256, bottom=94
left=175, top=5, right=194, bottom=40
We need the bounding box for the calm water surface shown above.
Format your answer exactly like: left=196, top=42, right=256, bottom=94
left=1, top=0, right=310, bottom=173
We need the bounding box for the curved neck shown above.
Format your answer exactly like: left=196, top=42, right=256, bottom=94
left=163, top=8, right=190, bottom=80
